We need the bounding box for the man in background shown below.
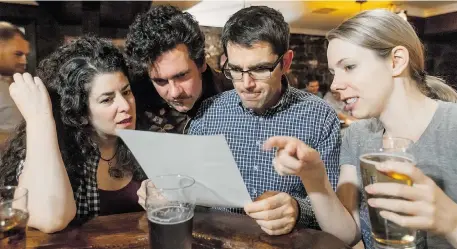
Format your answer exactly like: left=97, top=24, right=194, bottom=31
left=304, top=76, right=323, bottom=98
left=0, top=22, right=29, bottom=151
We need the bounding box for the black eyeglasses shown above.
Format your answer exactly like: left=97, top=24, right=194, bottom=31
left=222, top=54, right=284, bottom=81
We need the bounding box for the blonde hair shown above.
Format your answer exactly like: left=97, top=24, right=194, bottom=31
left=327, top=9, right=454, bottom=102
left=425, top=76, right=457, bottom=103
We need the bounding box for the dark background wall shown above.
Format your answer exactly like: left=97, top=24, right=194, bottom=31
left=199, top=14, right=457, bottom=93
left=0, top=2, right=150, bottom=74
left=289, top=34, right=329, bottom=90
left=2, top=2, right=457, bottom=92
left=0, top=2, right=59, bottom=74
left=424, top=33, right=457, bottom=90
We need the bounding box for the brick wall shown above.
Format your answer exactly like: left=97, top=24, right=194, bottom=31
left=289, top=34, right=329, bottom=91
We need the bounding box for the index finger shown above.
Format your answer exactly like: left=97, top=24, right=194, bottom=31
left=263, top=136, right=298, bottom=151
left=282, top=141, right=297, bottom=157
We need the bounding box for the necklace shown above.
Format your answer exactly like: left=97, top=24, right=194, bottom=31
left=100, top=146, right=119, bottom=167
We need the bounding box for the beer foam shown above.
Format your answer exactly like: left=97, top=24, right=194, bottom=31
left=147, top=206, right=193, bottom=225
left=360, top=152, right=415, bottom=165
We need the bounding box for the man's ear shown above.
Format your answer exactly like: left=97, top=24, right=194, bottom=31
left=282, top=50, right=294, bottom=74
left=199, top=59, right=208, bottom=73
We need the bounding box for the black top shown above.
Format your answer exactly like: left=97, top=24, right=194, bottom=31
left=98, top=180, right=144, bottom=216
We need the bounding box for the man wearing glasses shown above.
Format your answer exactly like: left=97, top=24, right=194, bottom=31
left=189, top=6, right=341, bottom=235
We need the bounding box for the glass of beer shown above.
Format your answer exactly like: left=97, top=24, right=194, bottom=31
left=0, top=186, right=29, bottom=249
left=360, top=137, right=416, bottom=249
left=145, top=174, right=195, bottom=249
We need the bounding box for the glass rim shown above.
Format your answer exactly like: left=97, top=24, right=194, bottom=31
left=359, top=151, right=416, bottom=164
left=148, top=174, right=195, bottom=191
left=360, top=136, right=416, bottom=162
left=0, top=186, right=28, bottom=205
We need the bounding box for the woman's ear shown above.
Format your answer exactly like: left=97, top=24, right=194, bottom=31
left=391, top=46, right=410, bottom=77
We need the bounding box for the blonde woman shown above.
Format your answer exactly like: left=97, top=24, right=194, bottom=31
left=264, top=9, right=457, bottom=249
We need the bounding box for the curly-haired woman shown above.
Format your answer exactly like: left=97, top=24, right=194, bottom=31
left=0, top=36, right=147, bottom=233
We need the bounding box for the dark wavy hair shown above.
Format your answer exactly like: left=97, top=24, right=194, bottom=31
left=125, top=5, right=206, bottom=75
left=0, top=36, right=142, bottom=186
left=221, top=6, right=290, bottom=58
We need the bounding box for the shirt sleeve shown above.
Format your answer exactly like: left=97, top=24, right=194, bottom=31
left=339, top=125, right=359, bottom=167
left=290, top=193, right=320, bottom=229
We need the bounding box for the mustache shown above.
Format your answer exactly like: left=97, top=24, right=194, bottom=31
left=170, top=95, right=191, bottom=101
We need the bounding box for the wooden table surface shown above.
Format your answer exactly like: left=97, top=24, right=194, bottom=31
left=26, top=211, right=351, bottom=249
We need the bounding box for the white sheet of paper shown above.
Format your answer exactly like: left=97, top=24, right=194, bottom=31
left=117, top=129, right=252, bottom=208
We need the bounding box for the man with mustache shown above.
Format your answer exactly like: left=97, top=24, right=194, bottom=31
left=188, top=6, right=341, bottom=235
left=125, top=5, right=231, bottom=134
left=0, top=22, right=29, bottom=151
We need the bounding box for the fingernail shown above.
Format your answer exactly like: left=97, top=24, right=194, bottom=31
left=365, top=185, right=373, bottom=193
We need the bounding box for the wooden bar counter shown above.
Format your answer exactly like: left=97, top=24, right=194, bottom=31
left=26, top=211, right=351, bottom=249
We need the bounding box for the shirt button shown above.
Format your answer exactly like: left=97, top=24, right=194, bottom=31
left=252, top=188, right=257, bottom=195
left=256, top=140, right=263, bottom=147
left=253, top=165, right=259, bottom=171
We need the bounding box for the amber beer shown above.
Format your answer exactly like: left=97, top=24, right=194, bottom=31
left=360, top=152, right=416, bottom=248
left=0, top=208, right=29, bottom=249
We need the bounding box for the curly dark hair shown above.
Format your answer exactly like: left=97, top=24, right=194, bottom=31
left=221, top=6, right=290, bottom=58
left=0, top=36, right=142, bottom=186
left=125, top=5, right=206, bottom=75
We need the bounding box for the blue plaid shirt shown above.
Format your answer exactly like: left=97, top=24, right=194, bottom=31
left=188, top=82, right=341, bottom=228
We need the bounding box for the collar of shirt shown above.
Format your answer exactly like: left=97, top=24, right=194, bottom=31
left=234, top=75, right=291, bottom=116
